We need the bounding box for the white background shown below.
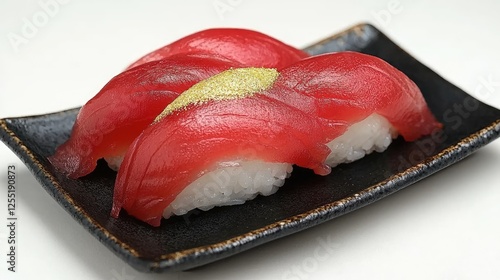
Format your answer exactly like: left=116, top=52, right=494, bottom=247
left=1, top=0, right=500, bottom=279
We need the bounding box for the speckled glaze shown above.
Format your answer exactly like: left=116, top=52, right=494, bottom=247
left=1, top=23, right=500, bottom=273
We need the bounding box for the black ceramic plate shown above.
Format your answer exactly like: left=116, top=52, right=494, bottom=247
left=1, top=23, right=500, bottom=273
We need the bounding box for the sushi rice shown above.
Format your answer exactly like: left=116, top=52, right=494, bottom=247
left=163, top=161, right=293, bottom=218
left=325, top=114, right=397, bottom=167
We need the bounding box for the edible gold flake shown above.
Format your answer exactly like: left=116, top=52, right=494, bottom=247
left=154, top=67, right=279, bottom=122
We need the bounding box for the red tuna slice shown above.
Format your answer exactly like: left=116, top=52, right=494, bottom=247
left=126, top=28, right=309, bottom=70
left=49, top=54, right=242, bottom=179
left=269, top=51, right=442, bottom=141
left=112, top=96, right=342, bottom=226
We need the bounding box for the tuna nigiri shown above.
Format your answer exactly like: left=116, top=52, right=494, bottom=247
left=111, top=52, right=442, bottom=226
left=49, top=54, right=242, bottom=178
left=50, top=29, right=309, bottom=178
left=126, top=28, right=309, bottom=69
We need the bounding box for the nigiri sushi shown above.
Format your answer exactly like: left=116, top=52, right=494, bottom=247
left=49, top=54, right=242, bottom=178
left=126, top=28, right=309, bottom=69
left=50, top=28, right=309, bottom=179
left=111, top=52, right=442, bottom=226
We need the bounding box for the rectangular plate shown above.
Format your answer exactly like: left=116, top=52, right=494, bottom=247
left=1, top=23, right=500, bottom=272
